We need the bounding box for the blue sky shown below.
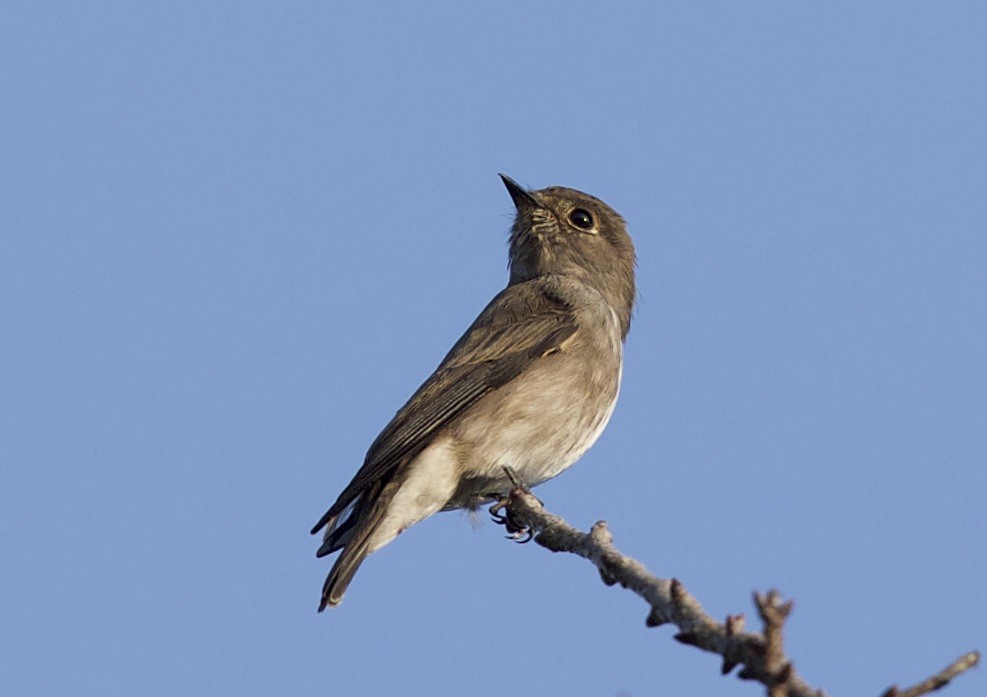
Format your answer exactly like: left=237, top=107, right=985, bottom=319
left=2, top=3, right=984, bottom=695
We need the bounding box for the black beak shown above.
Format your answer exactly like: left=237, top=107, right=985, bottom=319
left=499, top=174, right=542, bottom=210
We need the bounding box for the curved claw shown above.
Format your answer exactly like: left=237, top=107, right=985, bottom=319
left=506, top=527, right=534, bottom=544
left=488, top=498, right=509, bottom=525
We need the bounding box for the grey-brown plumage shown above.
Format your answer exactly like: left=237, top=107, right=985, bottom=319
left=311, top=175, right=636, bottom=610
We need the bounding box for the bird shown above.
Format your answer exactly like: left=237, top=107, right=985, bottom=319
left=311, top=174, right=636, bottom=611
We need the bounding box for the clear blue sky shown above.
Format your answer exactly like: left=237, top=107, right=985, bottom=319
left=2, top=3, right=984, bottom=696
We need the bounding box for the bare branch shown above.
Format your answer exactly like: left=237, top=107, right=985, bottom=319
left=755, top=589, right=795, bottom=697
left=495, top=487, right=979, bottom=697
left=881, top=652, right=980, bottom=697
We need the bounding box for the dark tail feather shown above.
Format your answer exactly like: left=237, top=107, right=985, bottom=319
left=318, top=481, right=397, bottom=611
left=310, top=507, right=337, bottom=537
left=315, top=508, right=359, bottom=558
left=319, top=540, right=371, bottom=611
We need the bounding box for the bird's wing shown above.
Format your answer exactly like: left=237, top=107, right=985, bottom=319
left=311, top=281, right=578, bottom=534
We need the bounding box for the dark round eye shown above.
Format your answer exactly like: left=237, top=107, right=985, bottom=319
left=569, top=208, right=594, bottom=229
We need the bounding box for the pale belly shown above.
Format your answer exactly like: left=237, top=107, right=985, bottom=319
left=443, top=345, right=622, bottom=509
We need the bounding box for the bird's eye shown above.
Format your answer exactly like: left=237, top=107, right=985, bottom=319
left=569, top=209, right=594, bottom=229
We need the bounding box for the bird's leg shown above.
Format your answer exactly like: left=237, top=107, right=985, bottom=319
left=502, top=465, right=526, bottom=490
left=502, top=466, right=543, bottom=505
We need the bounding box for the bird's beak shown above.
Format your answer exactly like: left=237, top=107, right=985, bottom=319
left=499, top=174, right=542, bottom=210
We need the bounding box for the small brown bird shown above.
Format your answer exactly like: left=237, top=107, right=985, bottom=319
left=312, top=175, right=636, bottom=610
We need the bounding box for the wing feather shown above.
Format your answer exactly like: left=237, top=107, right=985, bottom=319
left=311, top=281, right=577, bottom=535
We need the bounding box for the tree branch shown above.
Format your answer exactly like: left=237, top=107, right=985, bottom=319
left=495, top=487, right=979, bottom=697
left=881, top=652, right=980, bottom=697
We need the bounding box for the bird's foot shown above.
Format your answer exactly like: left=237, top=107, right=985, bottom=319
left=488, top=467, right=535, bottom=543
left=490, top=501, right=532, bottom=542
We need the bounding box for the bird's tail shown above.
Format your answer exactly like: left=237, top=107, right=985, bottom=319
left=314, top=479, right=398, bottom=611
